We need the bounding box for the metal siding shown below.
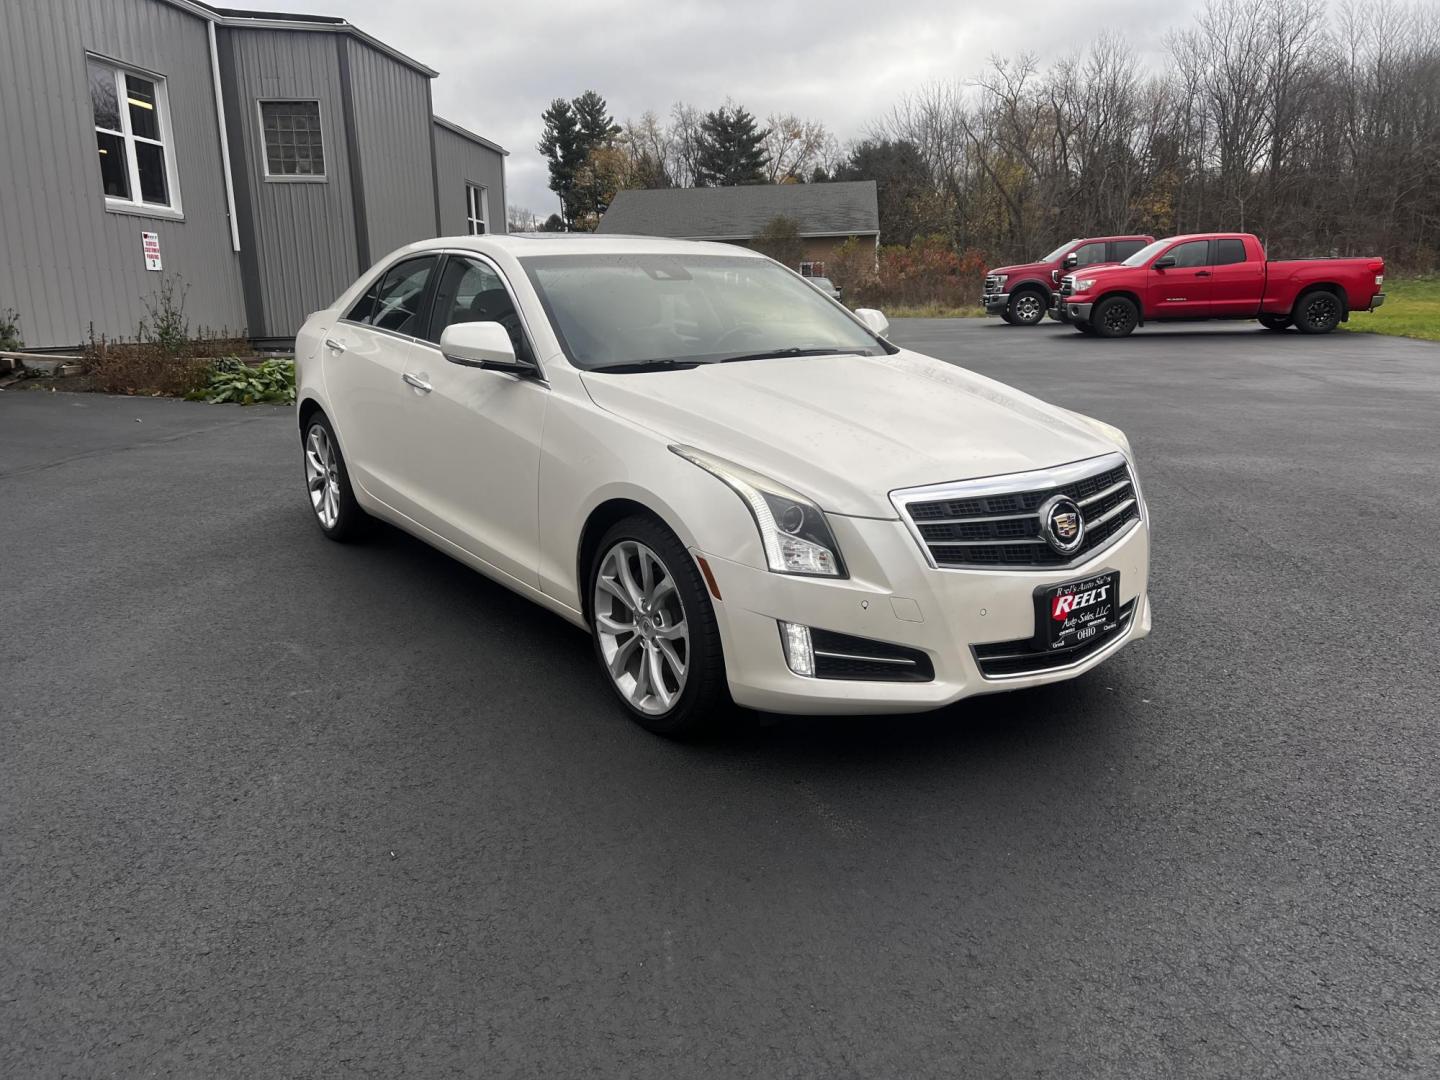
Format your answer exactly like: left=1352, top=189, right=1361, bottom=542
left=0, top=0, right=246, bottom=347
left=433, top=124, right=508, bottom=237
left=225, top=28, right=359, bottom=339
left=345, top=39, right=437, bottom=261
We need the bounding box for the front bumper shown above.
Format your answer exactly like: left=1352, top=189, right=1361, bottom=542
left=697, top=513, right=1150, bottom=715
left=982, top=291, right=1011, bottom=314
left=1062, top=301, right=1094, bottom=322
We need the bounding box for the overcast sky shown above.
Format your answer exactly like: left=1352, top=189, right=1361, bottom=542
left=258, top=0, right=1205, bottom=217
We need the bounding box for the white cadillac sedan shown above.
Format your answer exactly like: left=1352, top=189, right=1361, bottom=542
left=295, top=235, right=1151, bottom=736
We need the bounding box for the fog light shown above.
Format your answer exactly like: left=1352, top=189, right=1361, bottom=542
left=779, top=621, right=814, bottom=677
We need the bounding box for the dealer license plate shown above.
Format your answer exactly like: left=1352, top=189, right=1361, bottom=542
left=1037, top=571, right=1120, bottom=653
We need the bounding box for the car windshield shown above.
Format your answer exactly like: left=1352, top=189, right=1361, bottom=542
left=1041, top=239, right=1080, bottom=262
left=1122, top=239, right=1170, bottom=267
left=520, top=253, right=890, bottom=371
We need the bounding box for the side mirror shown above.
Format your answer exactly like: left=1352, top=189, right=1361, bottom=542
left=1152, top=256, right=1176, bottom=270
left=440, top=321, right=534, bottom=375
left=1063, top=252, right=1078, bottom=269
left=855, top=307, right=890, bottom=339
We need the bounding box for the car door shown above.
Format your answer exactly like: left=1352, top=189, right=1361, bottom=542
left=1206, top=237, right=1264, bottom=317
left=1071, top=240, right=1108, bottom=270
left=322, top=254, right=440, bottom=509
left=400, top=254, right=549, bottom=588
left=1146, top=239, right=1212, bottom=318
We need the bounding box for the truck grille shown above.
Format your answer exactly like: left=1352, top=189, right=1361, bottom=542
left=983, top=275, right=1003, bottom=297
left=892, top=454, right=1141, bottom=569
left=973, top=599, right=1137, bottom=677
left=1059, top=276, right=1075, bottom=297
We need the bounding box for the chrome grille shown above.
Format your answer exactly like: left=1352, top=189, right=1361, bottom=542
left=983, top=275, right=1003, bottom=297
left=893, top=454, right=1141, bottom=569
left=1059, top=275, right=1075, bottom=297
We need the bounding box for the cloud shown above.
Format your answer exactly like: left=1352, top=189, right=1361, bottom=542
left=250, top=0, right=1205, bottom=214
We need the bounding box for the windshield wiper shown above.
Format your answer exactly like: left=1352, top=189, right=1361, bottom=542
left=590, top=358, right=704, bottom=373
left=713, top=347, right=871, bottom=365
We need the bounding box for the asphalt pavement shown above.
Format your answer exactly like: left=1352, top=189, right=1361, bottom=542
left=2, top=319, right=1437, bottom=1077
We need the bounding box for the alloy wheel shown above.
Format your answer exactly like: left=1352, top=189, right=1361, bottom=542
left=1014, top=294, right=1043, bottom=323
left=1103, top=302, right=1136, bottom=334
left=305, top=425, right=340, bottom=529
left=593, top=540, right=689, bottom=716
left=1304, top=293, right=1339, bottom=329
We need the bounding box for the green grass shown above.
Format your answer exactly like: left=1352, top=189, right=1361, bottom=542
left=1341, top=277, right=1440, bottom=342
left=879, top=303, right=986, bottom=319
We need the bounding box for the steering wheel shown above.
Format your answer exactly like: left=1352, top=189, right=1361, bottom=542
left=713, top=323, right=767, bottom=351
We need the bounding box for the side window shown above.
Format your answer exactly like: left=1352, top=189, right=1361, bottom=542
left=1167, top=241, right=1210, bottom=268
left=426, top=257, right=531, bottom=363
left=1072, top=242, right=1106, bottom=267
left=1112, top=239, right=1146, bottom=261
left=345, top=256, right=439, bottom=335
left=1213, top=238, right=1247, bottom=266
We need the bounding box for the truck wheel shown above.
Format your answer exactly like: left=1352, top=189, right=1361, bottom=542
left=1007, top=291, right=1046, bottom=326
left=1293, top=290, right=1342, bottom=334
left=999, top=309, right=1016, bottom=325
left=1092, top=297, right=1139, bottom=338
left=1258, top=314, right=1292, bottom=331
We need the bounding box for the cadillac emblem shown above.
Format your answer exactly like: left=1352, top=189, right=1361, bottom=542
left=1039, top=494, right=1085, bottom=555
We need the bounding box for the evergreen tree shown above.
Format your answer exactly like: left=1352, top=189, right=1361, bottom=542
left=538, top=98, right=585, bottom=229
left=834, top=139, right=932, bottom=245
left=693, top=106, right=769, bottom=187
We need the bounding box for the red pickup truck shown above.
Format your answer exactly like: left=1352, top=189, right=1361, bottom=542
left=982, top=234, right=1154, bottom=325
left=1055, top=233, right=1386, bottom=337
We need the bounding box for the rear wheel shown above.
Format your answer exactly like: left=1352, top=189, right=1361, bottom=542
left=1258, top=314, right=1292, bottom=331
left=302, top=414, right=368, bottom=541
left=1092, top=296, right=1139, bottom=338
left=1293, top=289, right=1343, bottom=334
left=588, top=515, right=728, bottom=738
left=1007, top=290, right=1047, bottom=326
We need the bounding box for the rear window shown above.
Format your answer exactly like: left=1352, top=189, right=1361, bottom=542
left=1213, top=238, right=1247, bottom=265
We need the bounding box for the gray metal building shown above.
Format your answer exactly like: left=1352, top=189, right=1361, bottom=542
left=0, top=0, right=508, bottom=348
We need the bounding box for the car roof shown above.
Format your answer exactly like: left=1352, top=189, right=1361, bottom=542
left=398, top=233, right=769, bottom=260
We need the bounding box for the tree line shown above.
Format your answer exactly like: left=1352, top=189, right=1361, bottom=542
left=534, top=0, right=1439, bottom=269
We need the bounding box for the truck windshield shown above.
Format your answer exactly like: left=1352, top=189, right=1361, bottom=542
left=1122, top=240, right=1169, bottom=267
left=520, top=252, right=891, bottom=372
left=1041, top=239, right=1080, bottom=262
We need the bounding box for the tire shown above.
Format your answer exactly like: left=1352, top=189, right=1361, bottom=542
left=1074, top=320, right=1097, bottom=335
left=302, top=413, right=369, bottom=542
left=1258, top=314, right=1292, bottom=331
left=588, top=515, right=728, bottom=738
left=1293, top=289, right=1343, bottom=334
left=1007, top=290, right=1047, bottom=326
left=1092, top=296, right=1140, bottom=338
left=998, top=309, right=1016, bottom=325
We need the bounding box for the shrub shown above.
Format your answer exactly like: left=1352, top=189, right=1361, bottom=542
left=828, top=235, right=988, bottom=311
left=0, top=307, right=22, bottom=351
left=191, top=358, right=295, bottom=405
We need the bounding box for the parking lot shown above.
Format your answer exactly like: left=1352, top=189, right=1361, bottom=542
left=2, top=319, right=1437, bottom=1077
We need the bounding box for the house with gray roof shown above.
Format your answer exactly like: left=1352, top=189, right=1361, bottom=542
left=596, top=182, right=879, bottom=278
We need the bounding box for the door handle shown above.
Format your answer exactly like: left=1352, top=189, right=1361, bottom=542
left=1194, top=271, right=1211, bottom=277
left=324, top=337, right=346, bottom=352
left=401, top=371, right=432, bottom=393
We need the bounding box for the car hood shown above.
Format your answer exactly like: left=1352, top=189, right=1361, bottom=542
left=989, top=261, right=1052, bottom=278
left=579, top=350, right=1118, bottom=518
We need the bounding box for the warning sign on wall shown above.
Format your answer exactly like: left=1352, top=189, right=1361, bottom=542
left=142, top=231, right=162, bottom=272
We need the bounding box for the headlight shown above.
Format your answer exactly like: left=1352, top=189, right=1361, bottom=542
left=1073, top=278, right=1098, bottom=292
left=993, top=274, right=1008, bottom=286
left=670, top=445, right=846, bottom=577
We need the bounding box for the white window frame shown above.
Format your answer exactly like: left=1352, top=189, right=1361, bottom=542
left=466, top=183, right=488, bottom=235
left=88, top=54, right=183, bottom=219
left=799, top=261, right=823, bottom=277
left=256, top=99, right=328, bottom=182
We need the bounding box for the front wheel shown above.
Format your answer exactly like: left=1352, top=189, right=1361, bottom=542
left=1293, top=290, right=1342, bottom=334
left=589, top=515, right=728, bottom=737
left=1007, top=291, right=1047, bottom=326
left=1258, top=314, right=1292, bottom=331
left=1092, top=296, right=1139, bottom=337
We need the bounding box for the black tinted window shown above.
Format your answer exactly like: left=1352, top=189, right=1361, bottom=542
left=345, top=256, right=438, bottom=335
left=1073, top=242, right=1106, bottom=267
left=1112, top=239, right=1146, bottom=260
left=1167, top=241, right=1210, bottom=268
left=426, top=257, right=531, bottom=362
left=1213, top=238, right=1247, bottom=265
